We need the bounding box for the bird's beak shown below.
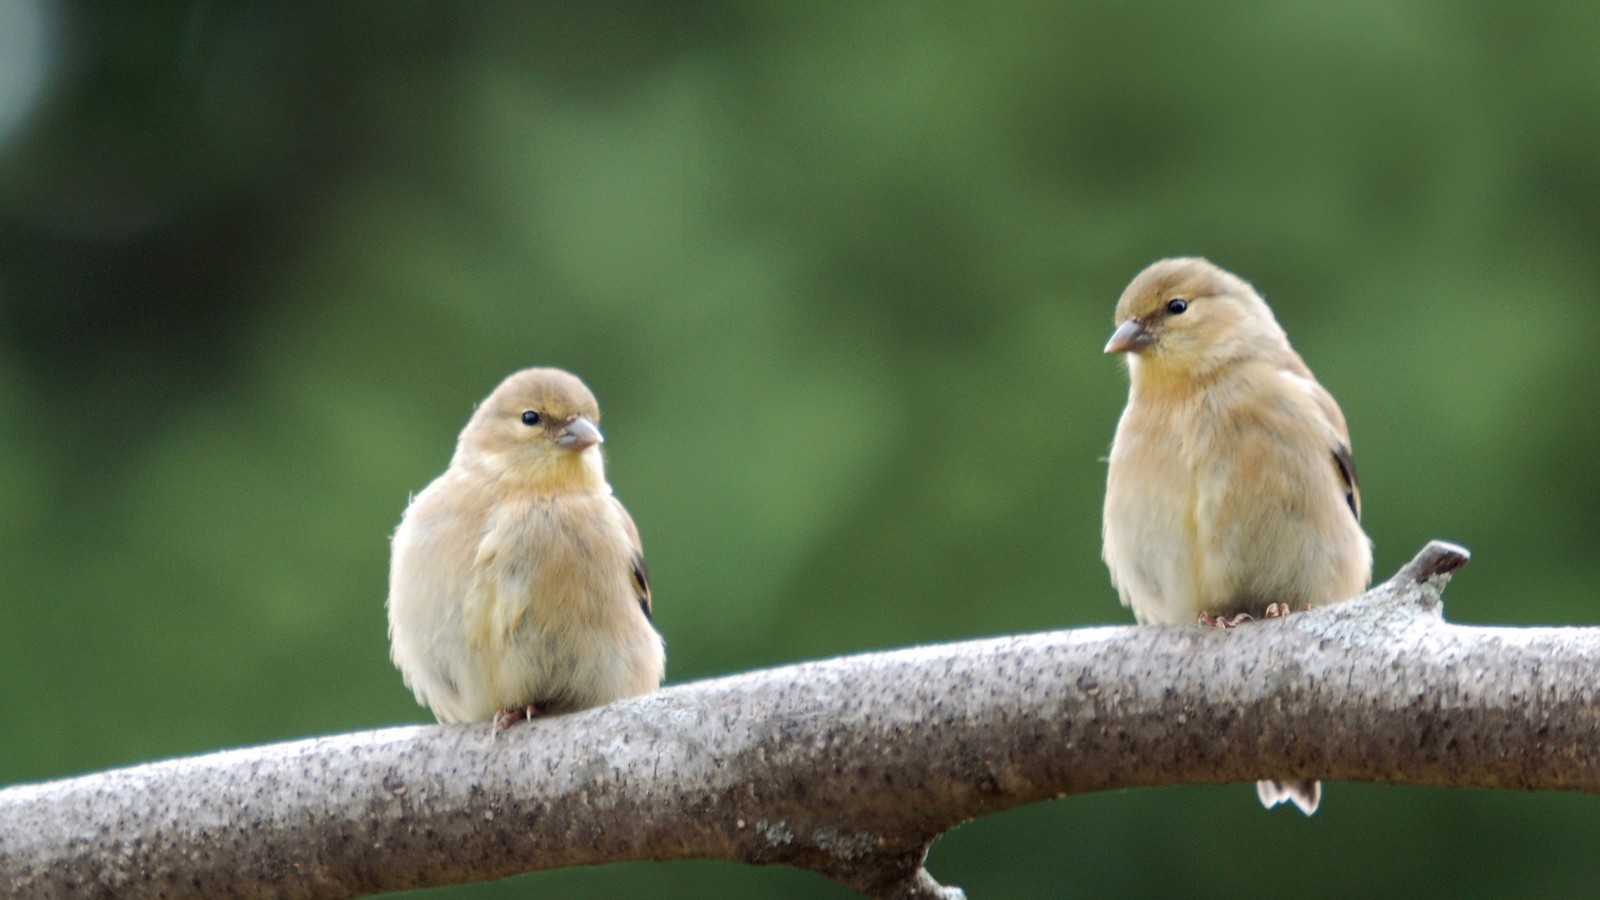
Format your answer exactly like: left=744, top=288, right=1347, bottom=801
left=1104, top=318, right=1155, bottom=354
left=555, top=415, right=604, bottom=451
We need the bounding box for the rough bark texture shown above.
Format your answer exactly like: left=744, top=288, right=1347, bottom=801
left=2, top=542, right=1597, bottom=899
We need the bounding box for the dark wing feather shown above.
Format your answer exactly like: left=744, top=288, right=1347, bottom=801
left=1288, top=354, right=1362, bottom=523
left=612, top=496, right=653, bottom=621
left=1332, top=442, right=1360, bottom=521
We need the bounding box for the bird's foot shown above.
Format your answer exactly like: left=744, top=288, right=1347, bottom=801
left=493, top=701, right=550, bottom=732
left=1199, top=611, right=1253, bottom=629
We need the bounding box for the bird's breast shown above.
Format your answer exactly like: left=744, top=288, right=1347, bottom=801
left=1104, top=390, right=1207, bottom=623
left=469, top=491, right=634, bottom=645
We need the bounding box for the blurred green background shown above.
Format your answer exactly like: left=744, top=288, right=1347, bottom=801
left=2, top=2, right=1597, bottom=897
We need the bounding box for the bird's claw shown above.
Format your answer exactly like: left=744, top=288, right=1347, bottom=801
left=1200, top=603, right=1305, bottom=629
left=1199, top=611, right=1254, bottom=629
left=492, top=702, right=549, bottom=732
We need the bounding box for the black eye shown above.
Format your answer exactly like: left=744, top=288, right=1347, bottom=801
left=520, top=410, right=541, bottom=426
left=1165, top=298, right=1188, bottom=315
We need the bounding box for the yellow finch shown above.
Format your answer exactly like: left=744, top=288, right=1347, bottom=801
left=1101, top=258, right=1371, bottom=814
left=387, top=367, right=664, bottom=729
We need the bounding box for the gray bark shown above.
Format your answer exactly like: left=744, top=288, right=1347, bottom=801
left=2, top=541, right=1597, bottom=899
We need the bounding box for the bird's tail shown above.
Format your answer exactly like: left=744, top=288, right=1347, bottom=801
left=1257, top=778, right=1321, bottom=815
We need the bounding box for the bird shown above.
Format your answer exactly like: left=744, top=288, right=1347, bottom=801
left=387, top=367, right=665, bottom=730
left=1101, top=257, right=1372, bottom=815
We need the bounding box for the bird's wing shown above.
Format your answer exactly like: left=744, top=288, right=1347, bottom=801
left=1331, top=439, right=1360, bottom=521
left=613, top=496, right=653, bottom=622
left=1286, top=356, right=1362, bottom=521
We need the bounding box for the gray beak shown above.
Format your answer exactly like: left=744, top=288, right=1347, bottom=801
left=1104, top=318, right=1155, bottom=354
left=555, top=415, right=604, bottom=451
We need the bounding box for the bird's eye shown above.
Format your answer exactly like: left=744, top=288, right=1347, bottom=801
left=1165, top=298, right=1188, bottom=315
left=521, top=410, right=541, bottom=426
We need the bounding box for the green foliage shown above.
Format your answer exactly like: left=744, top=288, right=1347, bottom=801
left=2, top=2, right=1597, bottom=897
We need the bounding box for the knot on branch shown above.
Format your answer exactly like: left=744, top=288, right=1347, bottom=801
left=1392, top=540, right=1471, bottom=586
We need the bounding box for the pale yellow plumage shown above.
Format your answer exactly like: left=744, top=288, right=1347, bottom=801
left=1102, top=258, right=1371, bottom=814
left=387, top=367, right=664, bottom=727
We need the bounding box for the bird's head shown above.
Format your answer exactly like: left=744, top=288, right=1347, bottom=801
left=455, top=367, right=608, bottom=491
left=1105, top=257, right=1288, bottom=381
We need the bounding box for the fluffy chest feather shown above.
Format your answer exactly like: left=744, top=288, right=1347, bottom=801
left=466, top=490, right=634, bottom=653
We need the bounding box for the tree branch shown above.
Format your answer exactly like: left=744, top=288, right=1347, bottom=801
left=3, top=541, right=1597, bottom=899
